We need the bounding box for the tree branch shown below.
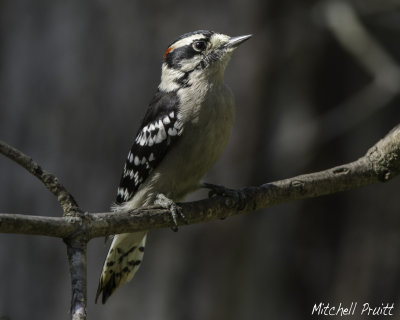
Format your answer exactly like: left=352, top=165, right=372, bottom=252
left=65, top=237, right=88, bottom=320
left=1, top=124, right=399, bottom=239
left=0, top=213, right=80, bottom=237
left=1, top=124, right=399, bottom=320
left=0, top=141, right=85, bottom=318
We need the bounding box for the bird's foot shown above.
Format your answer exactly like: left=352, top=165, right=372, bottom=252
left=155, top=193, right=187, bottom=232
left=202, top=183, right=246, bottom=210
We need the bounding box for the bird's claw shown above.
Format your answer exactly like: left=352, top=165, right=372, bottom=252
left=155, top=193, right=187, bottom=232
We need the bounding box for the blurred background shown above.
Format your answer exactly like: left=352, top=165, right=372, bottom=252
left=1, top=0, right=400, bottom=319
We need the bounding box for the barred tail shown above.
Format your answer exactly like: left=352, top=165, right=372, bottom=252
left=96, top=231, right=147, bottom=304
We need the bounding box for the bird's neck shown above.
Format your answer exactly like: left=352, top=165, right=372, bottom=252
left=158, top=63, right=226, bottom=93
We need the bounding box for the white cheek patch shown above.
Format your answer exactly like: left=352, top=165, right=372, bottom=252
left=179, top=56, right=203, bottom=72
left=159, top=64, right=183, bottom=92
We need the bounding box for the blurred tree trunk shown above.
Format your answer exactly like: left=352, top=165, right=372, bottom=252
left=1, top=0, right=400, bottom=319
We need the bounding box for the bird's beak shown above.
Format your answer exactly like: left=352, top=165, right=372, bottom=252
left=226, top=34, right=252, bottom=49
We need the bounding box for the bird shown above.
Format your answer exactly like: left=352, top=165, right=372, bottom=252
left=96, top=30, right=251, bottom=304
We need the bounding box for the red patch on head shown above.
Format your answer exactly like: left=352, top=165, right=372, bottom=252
left=163, top=46, right=174, bottom=60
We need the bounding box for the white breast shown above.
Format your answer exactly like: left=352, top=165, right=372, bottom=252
left=131, top=83, right=235, bottom=207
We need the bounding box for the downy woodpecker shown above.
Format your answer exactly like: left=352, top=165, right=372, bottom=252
left=96, top=30, right=251, bottom=303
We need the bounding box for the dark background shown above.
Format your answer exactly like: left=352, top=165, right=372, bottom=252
left=1, top=0, right=400, bottom=319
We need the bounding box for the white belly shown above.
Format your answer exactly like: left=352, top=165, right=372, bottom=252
left=132, top=83, right=235, bottom=207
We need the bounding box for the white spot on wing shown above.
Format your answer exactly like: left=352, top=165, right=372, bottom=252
left=128, top=152, right=133, bottom=163
left=168, top=127, right=177, bottom=136
left=134, top=171, right=139, bottom=185
left=117, top=187, right=124, bottom=197
left=163, top=116, right=170, bottom=125
left=154, top=122, right=167, bottom=143
left=118, top=187, right=130, bottom=201
left=139, top=134, right=146, bottom=146
left=148, top=135, right=154, bottom=146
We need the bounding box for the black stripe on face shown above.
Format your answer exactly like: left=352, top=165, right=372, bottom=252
left=165, top=45, right=197, bottom=69
left=164, top=30, right=214, bottom=69
left=174, top=71, right=191, bottom=88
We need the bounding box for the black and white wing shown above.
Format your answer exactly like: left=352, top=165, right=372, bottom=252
left=115, top=90, right=183, bottom=204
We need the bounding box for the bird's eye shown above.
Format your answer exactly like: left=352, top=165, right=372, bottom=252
left=192, top=40, right=207, bottom=52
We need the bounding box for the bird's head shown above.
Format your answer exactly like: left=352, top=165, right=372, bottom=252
left=159, top=30, right=251, bottom=92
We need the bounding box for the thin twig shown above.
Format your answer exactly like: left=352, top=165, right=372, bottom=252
left=0, top=140, right=81, bottom=215
left=0, top=140, right=85, bottom=319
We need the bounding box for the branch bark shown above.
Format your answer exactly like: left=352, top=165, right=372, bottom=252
left=0, top=124, right=399, bottom=320
left=0, top=140, right=85, bottom=319
left=1, top=124, right=399, bottom=238
left=65, top=237, right=88, bottom=320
